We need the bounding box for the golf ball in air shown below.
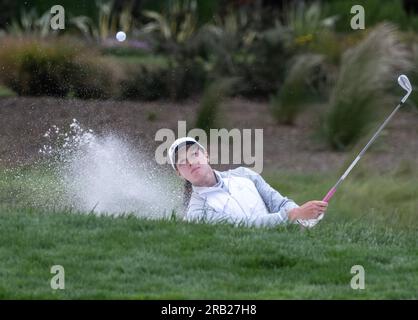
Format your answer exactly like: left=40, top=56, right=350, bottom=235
left=116, top=31, right=126, bottom=42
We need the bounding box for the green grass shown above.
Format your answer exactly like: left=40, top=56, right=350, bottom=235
left=0, top=165, right=417, bottom=299
left=111, top=54, right=169, bottom=68
left=0, top=85, right=15, bottom=97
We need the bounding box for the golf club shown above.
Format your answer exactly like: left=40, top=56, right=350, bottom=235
left=298, top=74, right=413, bottom=228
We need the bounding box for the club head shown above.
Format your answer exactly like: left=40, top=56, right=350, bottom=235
left=297, top=213, right=324, bottom=228
left=398, top=74, right=412, bottom=103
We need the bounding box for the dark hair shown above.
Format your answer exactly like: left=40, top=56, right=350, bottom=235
left=183, top=180, right=192, bottom=208
left=174, top=141, right=197, bottom=209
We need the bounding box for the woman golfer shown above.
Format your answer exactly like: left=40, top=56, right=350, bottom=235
left=169, top=137, right=328, bottom=227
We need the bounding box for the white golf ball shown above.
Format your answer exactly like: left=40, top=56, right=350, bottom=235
left=116, top=31, right=126, bottom=42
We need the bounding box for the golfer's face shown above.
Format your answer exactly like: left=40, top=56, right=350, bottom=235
left=176, top=145, right=209, bottom=183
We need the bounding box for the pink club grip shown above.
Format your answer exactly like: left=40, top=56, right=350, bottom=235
left=322, top=187, right=336, bottom=203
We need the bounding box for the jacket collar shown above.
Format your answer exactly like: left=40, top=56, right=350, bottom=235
left=192, top=170, right=229, bottom=195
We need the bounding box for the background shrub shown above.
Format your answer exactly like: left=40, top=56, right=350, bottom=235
left=320, top=23, right=412, bottom=150
left=195, top=78, right=236, bottom=134
left=166, top=58, right=207, bottom=100
left=0, top=37, right=75, bottom=96
left=120, top=65, right=169, bottom=101
left=0, top=37, right=119, bottom=99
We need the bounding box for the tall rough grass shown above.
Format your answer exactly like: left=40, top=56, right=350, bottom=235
left=195, top=78, right=236, bottom=134
left=270, top=53, right=326, bottom=125
left=321, top=23, right=411, bottom=150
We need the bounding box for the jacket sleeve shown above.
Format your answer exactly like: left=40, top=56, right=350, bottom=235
left=185, top=191, right=292, bottom=227
left=228, top=167, right=300, bottom=222
left=186, top=200, right=292, bottom=228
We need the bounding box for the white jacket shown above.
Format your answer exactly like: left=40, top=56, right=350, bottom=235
left=185, top=167, right=299, bottom=227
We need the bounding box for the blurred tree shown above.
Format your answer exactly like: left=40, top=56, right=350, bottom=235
left=0, top=0, right=18, bottom=29
left=142, top=0, right=220, bottom=25
left=403, top=0, right=418, bottom=14
left=5, top=0, right=143, bottom=25
left=110, top=0, right=143, bottom=18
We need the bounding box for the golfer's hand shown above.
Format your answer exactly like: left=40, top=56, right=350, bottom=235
left=288, top=201, right=328, bottom=221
